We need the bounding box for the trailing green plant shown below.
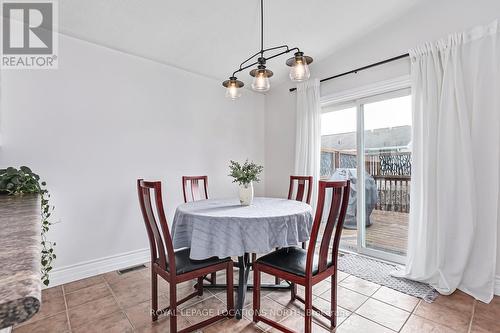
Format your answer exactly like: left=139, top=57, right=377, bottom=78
left=228, top=159, right=264, bottom=186
left=0, top=166, right=56, bottom=286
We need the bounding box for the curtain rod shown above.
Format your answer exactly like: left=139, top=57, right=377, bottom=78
left=289, top=53, right=410, bottom=92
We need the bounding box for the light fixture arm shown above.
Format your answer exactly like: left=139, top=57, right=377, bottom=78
left=231, top=46, right=300, bottom=77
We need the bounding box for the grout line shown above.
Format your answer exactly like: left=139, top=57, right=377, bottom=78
left=61, top=285, right=72, bottom=332
left=467, top=300, right=476, bottom=333
left=103, top=278, right=136, bottom=330
left=397, top=309, right=412, bottom=332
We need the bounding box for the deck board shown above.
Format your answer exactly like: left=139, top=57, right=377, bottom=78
left=340, top=210, right=408, bottom=256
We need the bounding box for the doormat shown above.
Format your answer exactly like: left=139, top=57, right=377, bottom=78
left=338, top=252, right=437, bottom=302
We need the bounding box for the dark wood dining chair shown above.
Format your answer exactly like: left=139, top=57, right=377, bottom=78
left=253, top=180, right=350, bottom=333
left=137, top=179, right=234, bottom=333
left=269, top=175, right=313, bottom=285
left=182, top=176, right=209, bottom=203
left=181, top=175, right=218, bottom=285
left=288, top=175, right=313, bottom=204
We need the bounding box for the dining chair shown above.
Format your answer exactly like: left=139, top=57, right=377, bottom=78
left=288, top=175, right=313, bottom=204
left=182, top=175, right=209, bottom=203
left=181, top=175, right=217, bottom=285
left=270, top=175, right=313, bottom=285
left=253, top=180, right=350, bottom=333
left=137, top=179, right=234, bottom=333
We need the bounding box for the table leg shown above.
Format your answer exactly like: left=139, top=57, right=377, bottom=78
left=235, top=254, right=250, bottom=319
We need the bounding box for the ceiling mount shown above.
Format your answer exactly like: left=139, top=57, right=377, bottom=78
left=222, top=0, right=313, bottom=100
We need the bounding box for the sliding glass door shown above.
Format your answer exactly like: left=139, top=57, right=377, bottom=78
left=320, top=89, right=411, bottom=263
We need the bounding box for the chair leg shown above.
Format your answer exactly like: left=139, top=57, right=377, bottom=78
left=169, top=281, right=177, bottom=333
left=291, top=283, right=297, bottom=301
left=151, top=269, right=158, bottom=321
left=304, top=284, right=313, bottom=333
left=197, top=276, right=204, bottom=296
left=252, top=264, right=261, bottom=323
left=210, top=272, right=217, bottom=285
left=226, top=262, right=234, bottom=315
left=331, top=274, right=337, bottom=327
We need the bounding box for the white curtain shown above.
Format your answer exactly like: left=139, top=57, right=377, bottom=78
left=400, top=20, right=500, bottom=303
left=295, top=79, right=321, bottom=207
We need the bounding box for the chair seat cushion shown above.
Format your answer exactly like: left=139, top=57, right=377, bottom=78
left=256, top=247, right=333, bottom=277
left=167, top=248, right=231, bottom=275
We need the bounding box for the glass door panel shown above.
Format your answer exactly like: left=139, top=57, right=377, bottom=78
left=320, top=105, right=358, bottom=252
left=361, top=94, right=412, bottom=258
left=321, top=90, right=411, bottom=264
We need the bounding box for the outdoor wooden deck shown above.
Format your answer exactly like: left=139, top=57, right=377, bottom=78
left=340, top=209, right=409, bottom=256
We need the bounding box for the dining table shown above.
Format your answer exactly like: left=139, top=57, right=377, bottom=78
left=171, top=197, right=313, bottom=319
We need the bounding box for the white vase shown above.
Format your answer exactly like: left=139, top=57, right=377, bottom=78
left=239, top=182, right=254, bottom=206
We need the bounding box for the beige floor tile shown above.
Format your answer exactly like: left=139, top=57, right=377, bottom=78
left=266, top=312, right=332, bottom=333
left=202, top=318, right=263, bottom=333
left=305, top=296, right=351, bottom=326
left=124, top=297, right=170, bottom=329
left=21, top=289, right=66, bottom=323
left=339, top=275, right=381, bottom=296
left=266, top=290, right=295, bottom=307
left=473, top=295, right=500, bottom=326
left=68, top=295, right=121, bottom=329
left=135, top=315, right=191, bottom=333
left=401, top=315, right=458, bottom=333
left=42, top=285, right=63, bottom=299
left=248, top=296, right=292, bottom=331
left=372, top=286, right=419, bottom=312
left=63, top=274, right=105, bottom=293
left=356, top=298, right=410, bottom=331
left=319, top=285, right=368, bottom=312
left=413, top=292, right=473, bottom=333
left=336, top=270, right=350, bottom=282
left=65, top=282, right=111, bottom=309
left=181, top=295, right=229, bottom=325
left=109, top=276, right=152, bottom=307
left=470, top=320, right=499, bottom=333
left=336, top=313, right=395, bottom=333
left=13, top=311, right=69, bottom=333
left=72, top=311, right=133, bottom=333
left=313, top=280, right=331, bottom=296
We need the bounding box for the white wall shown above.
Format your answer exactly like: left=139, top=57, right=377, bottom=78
left=0, top=33, right=265, bottom=285
left=264, top=0, right=500, bottom=292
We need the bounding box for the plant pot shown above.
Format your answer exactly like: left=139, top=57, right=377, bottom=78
left=239, top=182, right=254, bottom=206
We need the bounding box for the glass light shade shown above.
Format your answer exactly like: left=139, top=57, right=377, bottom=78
left=225, top=82, right=242, bottom=100
left=289, top=57, right=310, bottom=82
left=251, top=70, right=271, bottom=92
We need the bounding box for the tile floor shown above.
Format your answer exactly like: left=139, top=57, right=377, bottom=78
left=13, top=265, right=500, bottom=333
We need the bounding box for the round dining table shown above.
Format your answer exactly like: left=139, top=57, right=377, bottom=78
left=171, top=197, right=313, bottom=319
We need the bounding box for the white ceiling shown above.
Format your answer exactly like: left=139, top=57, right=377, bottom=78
left=60, top=0, right=421, bottom=85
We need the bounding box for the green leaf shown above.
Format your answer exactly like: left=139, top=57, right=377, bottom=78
left=20, top=166, right=32, bottom=174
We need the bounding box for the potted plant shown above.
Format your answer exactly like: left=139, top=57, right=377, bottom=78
left=228, top=159, right=263, bottom=206
left=0, top=166, right=56, bottom=286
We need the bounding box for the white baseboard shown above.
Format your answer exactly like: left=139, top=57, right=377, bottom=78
left=495, top=275, right=500, bottom=296
left=47, top=248, right=150, bottom=288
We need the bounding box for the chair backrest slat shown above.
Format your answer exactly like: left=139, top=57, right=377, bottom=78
left=305, top=180, right=350, bottom=276
left=288, top=176, right=313, bottom=204
left=137, top=179, right=176, bottom=273
left=182, top=176, right=209, bottom=203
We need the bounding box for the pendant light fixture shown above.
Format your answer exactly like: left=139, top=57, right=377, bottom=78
left=223, top=0, right=313, bottom=99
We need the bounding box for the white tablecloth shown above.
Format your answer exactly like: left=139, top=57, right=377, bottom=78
left=171, top=197, right=313, bottom=260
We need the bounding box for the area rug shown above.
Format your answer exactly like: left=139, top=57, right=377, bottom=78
left=337, top=252, right=438, bottom=302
